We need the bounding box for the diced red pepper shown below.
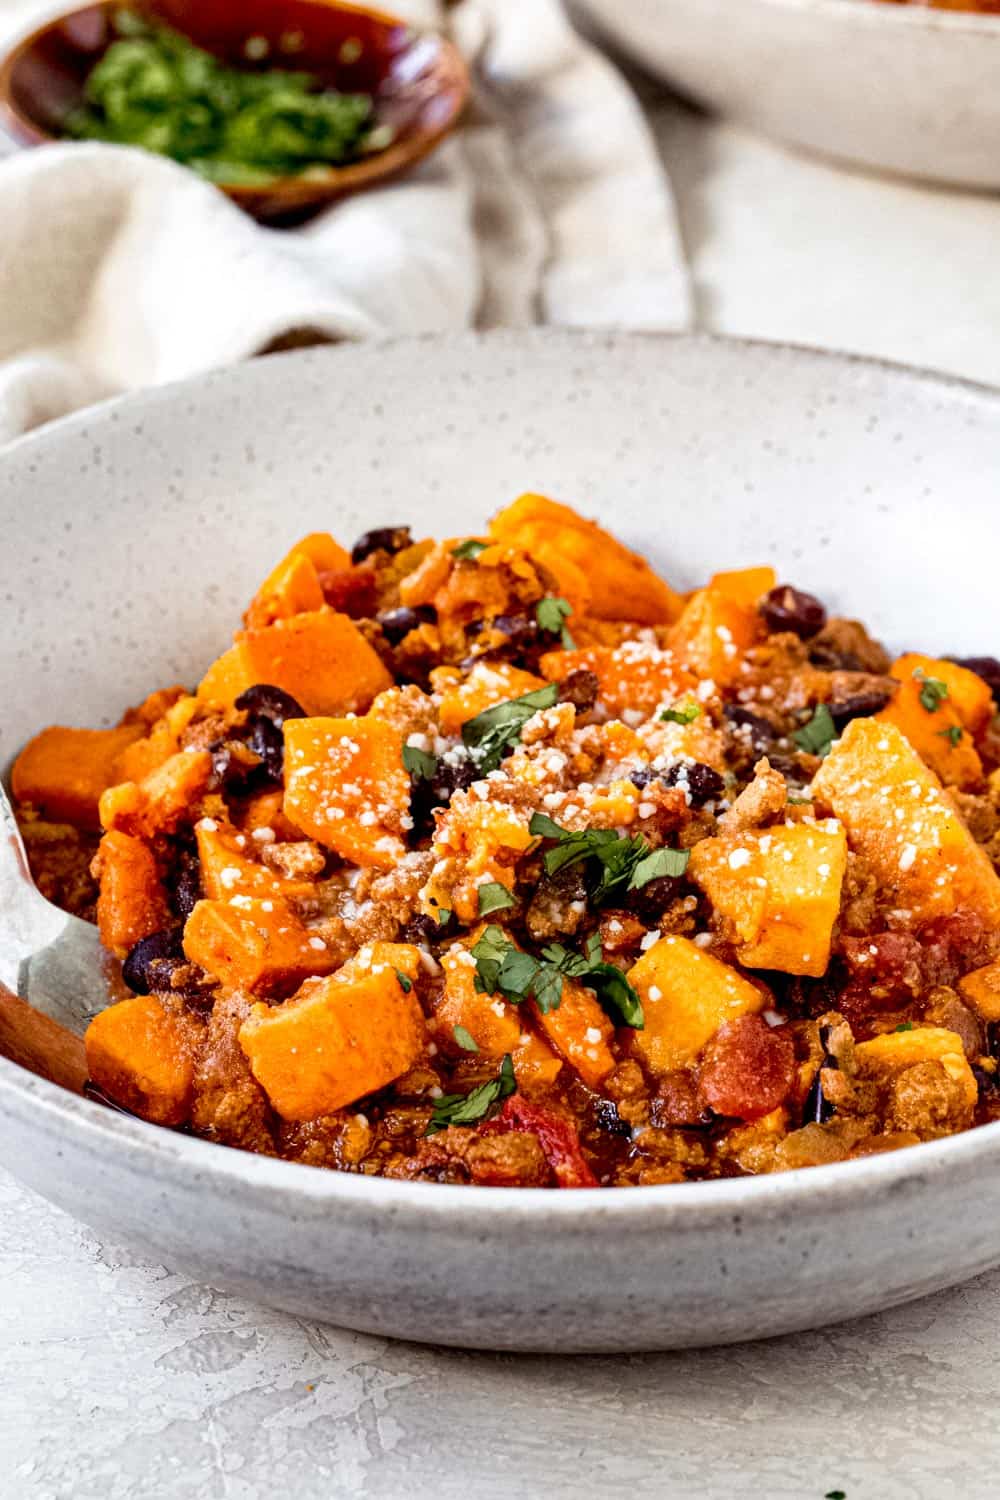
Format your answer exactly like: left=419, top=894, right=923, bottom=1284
left=485, top=1096, right=598, bottom=1188
left=698, top=1013, right=795, bottom=1121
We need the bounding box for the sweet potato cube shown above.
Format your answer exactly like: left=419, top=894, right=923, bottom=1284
left=489, top=493, right=684, bottom=624
left=239, top=969, right=427, bottom=1120
left=183, top=897, right=337, bottom=997
left=85, top=995, right=201, bottom=1126
left=668, top=588, right=763, bottom=688
left=434, top=662, right=547, bottom=735
left=891, top=653, right=994, bottom=738
left=958, top=960, right=1000, bottom=1022
left=539, top=643, right=697, bottom=719
left=689, top=820, right=848, bottom=977
left=283, top=716, right=410, bottom=869
left=11, top=723, right=146, bottom=830
left=627, top=934, right=766, bottom=1074
left=435, top=944, right=523, bottom=1058
left=99, top=750, right=213, bottom=839
left=853, top=1027, right=977, bottom=1112
left=196, top=818, right=316, bottom=901
left=333, top=941, right=424, bottom=988
left=511, top=1031, right=564, bottom=1089
left=94, top=830, right=171, bottom=958
left=532, top=981, right=615, bottom=1089
left=245, top=549, right=325, bottom=630
left=708, top=566, right=776, bottom=609
left=238, top=609, right=391, bottom=718
left=876, top=655, right=983, bottom=789
left=116, top=695, right=200, bottom=783
left=197, top=643, right=257, bottom=711
left=811, top=719, right=1000, bottom=928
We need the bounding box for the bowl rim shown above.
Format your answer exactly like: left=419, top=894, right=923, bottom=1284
left=0, top=0, right=470, bottom=207
left=683, top=0, right=1000, bottom=35
left=4, top=326, right=1000, bottom=1224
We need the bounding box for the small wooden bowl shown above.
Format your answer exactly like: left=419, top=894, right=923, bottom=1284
left=0, top=0, right=469, bottom=220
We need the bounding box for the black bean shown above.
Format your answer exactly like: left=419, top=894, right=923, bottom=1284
left=211, top=739, right=265, bottom=795
left=559, top=668, right=599, bottom=714
left=234, top=684, right=307, bottom=729
left=625, top=873, right=684, bottom=923
left=402, top=914, right=440, bottom=947
left=629, top=768, right=654, bottom=791
left=723, top=705, right=777, bottom=754
left=378, top=605, right=433, bottom=645
left=593, top=1099, right=632, bottom=1139
left=410, top=753, right=480, bottom=839
left=492, top=612, right=541, bottom=647
left=807, top=643, right=866, bottom=672
left=760, top=584, right=827, bottom=640
left=804, top=1025, right=836, bottom=1125
left=950, top=656, right=1000, bottom=705
left=350, top=526, right=412, bottom=565
left=663, top=761, right=725, bottom=807
left=122, top=928, right=185, bottom=996
left=170, top=850, right=202, bottom=922
left=828, top=682, right=896, bottom=728
left=246, top=716, right=285, bottom=784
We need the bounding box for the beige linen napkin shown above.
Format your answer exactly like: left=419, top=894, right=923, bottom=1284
left=0, top=0, right=692, bottom=444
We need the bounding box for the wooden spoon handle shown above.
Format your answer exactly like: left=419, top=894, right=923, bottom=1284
left=0, top=980, right=87, bottom=1095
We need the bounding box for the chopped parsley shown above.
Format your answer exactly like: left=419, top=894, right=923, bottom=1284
left=452, top=1025, right=480, bottom=1053
left=469, top=925, right=644, bottom=1028
left=477, top=881, right=516, bottom=917
left=462, top=684, right=559, bottom=774
left=914, top=669, right=950, bottom=713
left=402, top=743, right=438, bottom=781
left=661, top=702, right=701, bottom=726
left=536, top=595, right=575, bottom=648
left=425, top=1053, right=516, bottom=1134
left=437, top=907, right=452, bottom=927
left=938, top=724, right=964, bottom=748
left=528, top=812, right=688, bottom=904
left=894, top=1021, right=914, bottom=1032
left=451, top=538, right=488, bottom=561
left=793, top=703, right=836, bottom=757
left=394, top=969, right=413, bottom=994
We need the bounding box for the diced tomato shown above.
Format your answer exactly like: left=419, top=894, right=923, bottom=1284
left=485, top=1097, right=598, bottom=1188
left=319, top=566, right=377, bottom=619
left=697, top=1014, right=795, bottom=1120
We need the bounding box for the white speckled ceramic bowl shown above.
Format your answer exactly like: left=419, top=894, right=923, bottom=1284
left=573, top=0, right=1000, bottom=190
left=3, top=331, right=1000, bottom=1352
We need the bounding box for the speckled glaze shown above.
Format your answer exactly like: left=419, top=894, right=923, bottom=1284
left=3, top=330, right=1000, bottom=1352
left=574, top=0, right=1000, bottom=191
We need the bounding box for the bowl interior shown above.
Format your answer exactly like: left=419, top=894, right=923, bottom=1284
left=1, top=0, right=464, bottom=194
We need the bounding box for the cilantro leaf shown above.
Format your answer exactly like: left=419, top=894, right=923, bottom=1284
left=914, top=669, right=949, bottom=713
left=528, top=812, right=687, bottom=904
left=402, top=743, right=438, bottom=781
left=437, top=907, right=452, bottom=927
left=585, top=962, right=645, bottom=1029
left=894, top=1021, right=914, bottom=1032
left=453, top=1025, right=480, bottom=1053
left=793, top=703, right=836, bottom=757
left=451, top=538, right=488, bottom=561
left=660, top=703, right=700, bottom=726
left=938, top=724, right=963, bottom=748
left=477, top=881, right=516, bottom=916
left=462, top=684, right=560, bottom=773
left=425, top=1054, right=516, bottom=1135
left=630, top=847, right=690, bottom=889
left=536, top=595, right=575, bottom=648
left=471, top=927, right=644, bottom=1027
left=393, top=969, right=413, bottom=994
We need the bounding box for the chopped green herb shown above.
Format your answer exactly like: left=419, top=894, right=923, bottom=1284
left=528, top=812, right=688, bottom=904
left=825, top=1491, right=847, bottom=1499
left=938, top=724, right=964, bottom=748
left=477, top=881, right=516, bottom=917
left=452, top=1025, right=480, bottom=1053
left=793, top=703, right=836, bottom=757
left=425, top=1054, right=516, bottom=1135
left=914, top=669, right=950, bottom=714
left=470, top=925, right=644, bottom=1028
left=394, top=969, right=413, bottom=994
left=787, top=796, right=813, bottom=806
left=536, top=595, right=575, bottom=648
left=437, top=908, right=452, bottom=927
left=660, top=702, right=701, bottom=726
left=451, top=538, right=488, bottom=561
left=402, top=743, right=438, bottom=781
left=462, top=684, right=559, bottom=774
left=894, top=1021, right=914, bottom=1032
left=65, top=11, right=384, bottom=183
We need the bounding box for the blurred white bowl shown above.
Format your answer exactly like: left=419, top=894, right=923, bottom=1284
left=575, top=0, right=1000, bottom=189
